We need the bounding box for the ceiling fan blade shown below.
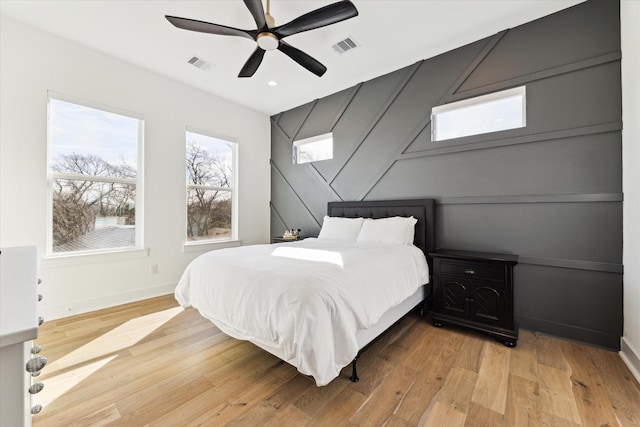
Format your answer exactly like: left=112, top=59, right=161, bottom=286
left=243, top=0, right=267, bottom=31
left=273, top=1, right=358, bottom=38
left=278, top=41, right=327, bottom=77
left=165, top=15, right=255, bottom=40
left=238, top=48, right=266, bottom=78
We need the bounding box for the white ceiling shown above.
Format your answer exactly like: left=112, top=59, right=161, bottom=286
left=0, top=0, right=584, bottom=116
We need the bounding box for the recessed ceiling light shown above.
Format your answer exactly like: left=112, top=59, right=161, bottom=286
left=267, top=80, right=278, bottom=87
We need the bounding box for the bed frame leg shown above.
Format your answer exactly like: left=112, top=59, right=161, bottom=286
left=349, top=355, right=360, bottom=382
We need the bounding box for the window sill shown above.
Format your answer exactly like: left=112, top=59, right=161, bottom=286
left=42, top=247, right=149, bottom=269
left=183, top=239, right=242, bottom=253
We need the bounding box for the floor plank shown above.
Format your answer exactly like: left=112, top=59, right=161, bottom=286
left=559, top=340, right=622, bottom=427
left=504, top=373, right=542, bottom=427
left=31, top=295, right=640, bottom=426
left=471, top=341, right=511, bottom=414
left=587, top=346, right=640, bottom=426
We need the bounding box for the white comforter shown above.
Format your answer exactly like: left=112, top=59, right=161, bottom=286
left=175, top=238, right=429, bottom=386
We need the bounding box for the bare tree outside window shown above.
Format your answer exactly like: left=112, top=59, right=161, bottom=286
left=51, top=154, right=136, bottom=248
left=48, top=95, right=141, bottom=254
left=186, top=131, right=235, bottom=242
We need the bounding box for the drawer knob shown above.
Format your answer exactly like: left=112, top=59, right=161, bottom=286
left=31, top=345, right=42, bottom=354
left=38, top=316, right=44, bottom=326
left=29, top=382, right=45, bottom=394
left=465, top=269, right=476, bottom=275
left=26, top=356, right=47, bottom=373
left=31, top=404, right=43, bottom=415
left=38, top=294, right=43, bottom=302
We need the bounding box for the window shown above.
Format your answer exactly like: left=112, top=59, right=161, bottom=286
left=431, top=86, right=526, bottom=142
left=47, top=94, right=143, bottom=255
left=186, top=129, right=236, bottom=243
left=293, top=133, right=333, bottom=164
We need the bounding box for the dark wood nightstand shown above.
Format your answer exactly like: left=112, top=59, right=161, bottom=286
left=270, top=236, right=302, bottom=243
left=429, top=249, right=519, bottom=347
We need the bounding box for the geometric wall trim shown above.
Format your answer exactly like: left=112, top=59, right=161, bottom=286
left=271, top=0, right=623, bottom=349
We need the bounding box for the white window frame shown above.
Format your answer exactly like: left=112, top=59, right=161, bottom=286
left=46, top=91, right=145, bottom=257
left=431, top=86, right=526, bottom=142
left=292, top=132, right=333, bottom=164
left=185, top=127, right=238, bottom=246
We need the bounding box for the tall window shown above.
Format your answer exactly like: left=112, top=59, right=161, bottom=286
left=431, top=86, right=526, bottom=142
left=186, top=129, right=236, bottom=243
left=47, top=94, right=143, bottom=255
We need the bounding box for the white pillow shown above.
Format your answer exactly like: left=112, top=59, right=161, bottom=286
left=317, top=216, right=364, bottom=241
left=356, top=216, right=418, bottom=245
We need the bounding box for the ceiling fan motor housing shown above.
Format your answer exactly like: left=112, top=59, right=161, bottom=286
left=257, top=32, right=279, bottom=51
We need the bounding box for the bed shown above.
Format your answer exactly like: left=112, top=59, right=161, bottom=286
left=175, top=199, right=436, bottom=386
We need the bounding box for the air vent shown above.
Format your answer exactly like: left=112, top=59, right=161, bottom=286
left=187, top=55, right=213, bottom=71
left=331, top=37, right=359, bottom=55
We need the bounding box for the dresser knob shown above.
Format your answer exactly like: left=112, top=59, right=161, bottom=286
left=37, top=278, right=42, bottom=285
left=31, top=345, right=42, bottom=354
left=26, top=356, right=47, bottom=373
left=38, top=316, right=44, bottom=326
left=29, top=382, right=45, bottom=394
left=38, top=293, right=43, bottom=302
left=31, top=404, right=43, bottom=415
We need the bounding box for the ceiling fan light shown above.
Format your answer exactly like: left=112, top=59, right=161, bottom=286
left=257, top=32, right=279, bottom=51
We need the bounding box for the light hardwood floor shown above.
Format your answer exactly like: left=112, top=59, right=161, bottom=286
left=32, top=294, right=640, bottom=426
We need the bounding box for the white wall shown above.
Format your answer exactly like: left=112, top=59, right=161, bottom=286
left=0, top=17, right=271, bottom=320
left=621, top=0, right=640, bottom=381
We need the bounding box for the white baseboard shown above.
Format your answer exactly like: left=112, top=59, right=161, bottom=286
left=40, top=282, right=177, bottom=321
left=620, top=336, right=640, bottom=384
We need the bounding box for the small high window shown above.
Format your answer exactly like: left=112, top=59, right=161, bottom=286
left=293, top=133, right=333, bottom=164
left=431, top=86, right=526, bottom=142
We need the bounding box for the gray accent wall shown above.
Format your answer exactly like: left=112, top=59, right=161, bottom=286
left=270, top=0, right=622, bottom=349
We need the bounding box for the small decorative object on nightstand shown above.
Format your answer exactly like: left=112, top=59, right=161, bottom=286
left=271, top=229, right=302, bottom=244
left=429, top=249, right=519, bottom=347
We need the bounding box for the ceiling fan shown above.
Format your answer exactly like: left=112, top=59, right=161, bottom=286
left=165, top=0, right=358, bottom=78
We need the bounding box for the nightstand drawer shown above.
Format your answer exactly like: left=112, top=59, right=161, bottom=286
left=440, top=260, right=504, bottom=281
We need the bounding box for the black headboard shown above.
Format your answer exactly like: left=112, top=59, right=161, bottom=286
left=327, top=199, right=436, bottom=259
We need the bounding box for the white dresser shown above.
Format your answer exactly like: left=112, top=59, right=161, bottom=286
left=0, top=247, right=41, bottom=427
